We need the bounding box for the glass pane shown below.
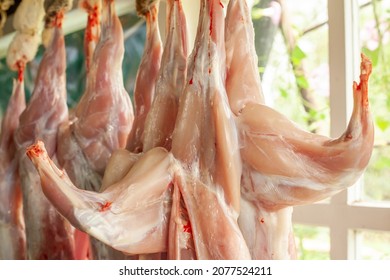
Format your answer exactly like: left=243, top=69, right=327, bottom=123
left=355, top=229, right=390, bottom=260
left=359, top=0, right=390, bottom=203
left=257, top=0, right=330, bottom=135
left=293, top=224, right=330, bottom=260
left=363, top=146, right=390, bottom=202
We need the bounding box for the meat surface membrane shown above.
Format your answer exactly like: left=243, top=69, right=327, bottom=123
left=57, top=0, right=133, bottom=192
left=14, top=4, right=76, bottom=259
left=0, top=80, right=26, bottom=260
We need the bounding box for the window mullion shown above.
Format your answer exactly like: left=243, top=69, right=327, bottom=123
left=328, top=0, right=359, bottom=138
left=328, top=0, right=360, bottom=259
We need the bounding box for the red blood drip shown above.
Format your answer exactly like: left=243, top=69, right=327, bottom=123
left=98, top=201, right=112, bottom=212
left=26, top=144, right=44, bottom=159
left=85, top=6, right=99, bottom=42
left=219, top=1, right=224, bottom=8
left=55, top=12, right=64, bottom=28
left=209, top=1, right=214, bottom=35
left=183, top=221, right=192, bottom=234
left=189, top=78, right=193, bottom=85
left=17, top=61, right=25, bottom=82
left=260, top=218, right=265, bottom=224
left=209, top=10, right=213, bottom=35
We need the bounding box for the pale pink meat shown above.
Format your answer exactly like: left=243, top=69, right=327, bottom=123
left=168, top=179, right=194, bottom=260
left=57, top=0, right=133, bottom=192
left=57, top=0, right=134, bottom=260
left=14, top=13, right=75, bottom=259
left=236, top=55, right=373, bottom=259
left=0, top=79, right=26, bottom=260
left=72, top=0, right=133, bottom=174
left=225, top=0, right=265, bottom=114
left=141, top=0, right=190, bottom=259
left=238, top=55, right=373, bottom=210
left=238, top=198, right=296, bottom=259
left=169, top=0, right=249, bottom=259
left=224, top=0, right=374, bottom=259
left=25, top=0, right=375, bottom=260
left=142, top=0, right=188, bottom=152
left=126, top=2, right=162, bottom=153
left=111, top=0, right=188, bottom=259
left=224, top=0, right=296, bottom=259
left=27, top=141, right=174, bottom=255
left=26, top=0, right=249, bottom=260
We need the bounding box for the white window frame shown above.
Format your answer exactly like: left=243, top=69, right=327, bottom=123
left=292, top=0, right=390, bottom=260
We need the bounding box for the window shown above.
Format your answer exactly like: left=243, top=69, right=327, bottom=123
left=260, top=0, right=390, bottom=260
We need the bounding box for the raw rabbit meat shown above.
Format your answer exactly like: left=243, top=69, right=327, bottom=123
left=236, top=54, right=373, bottom=259
left=26, top=0, right=250, bottom=260
left=126, top=0, right=162, bottom=153
left=25, top=0, right=375, bottom=260
left=59, top=0, right=102, bottom=260
left=225, top=0, right=265, bottom=114
left=142, top=0, right=188, bottom=152
left=139, top=0, right=189, bottom=259
left=57, top=0, right=134, bottom=260
left=0, top=80, right=26, bottom=260
left=106, top=0, right=188, bottom=259
left=28, top=140, right=175, bottom=255
left=225, top=0, right=296, bottom=259
left=13, top=0, right=76, bottom=259
left=238, top=54, right=373, bottom=209
left=224, top=0, right=374, bottom=259
left=169, top=0, right=249, bottom=259
left=0, top=0, right=45, bottom=260
left=57, top=0, right=133, bottom=192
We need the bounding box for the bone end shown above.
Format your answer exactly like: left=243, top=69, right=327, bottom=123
left=26, top=140, right=46, bottom=160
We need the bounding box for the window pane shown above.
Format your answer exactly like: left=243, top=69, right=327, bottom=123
left=354, top=229, right=390, bottom=260
left=293, top=224, right=330, bottom=260
left=259, top=0, right=330, bottom=135
left=363, top=146, right=390, bottom=202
